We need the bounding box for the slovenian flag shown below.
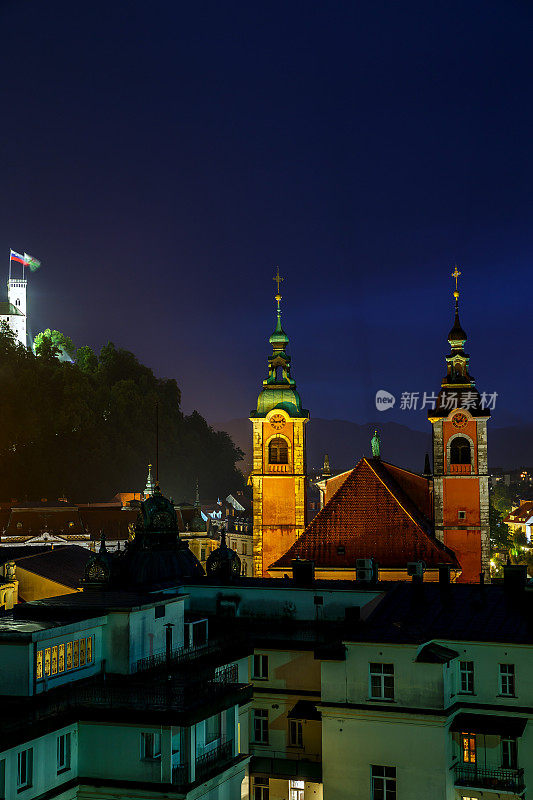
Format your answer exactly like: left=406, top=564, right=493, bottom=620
left=10, top=249, right=27, bottom=265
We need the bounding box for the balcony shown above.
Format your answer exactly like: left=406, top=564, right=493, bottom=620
left=449, top=463, right=471, bottom=475
left=196, top=739, right=234, bottom=781
left=454, top=764, right=525, bottom=793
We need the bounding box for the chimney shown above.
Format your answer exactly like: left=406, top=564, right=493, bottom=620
left=504, top=564, right=527, bottom=596
left=292, top=558, right=315, bottom=585
left=438, top=565, right=451, bottom=587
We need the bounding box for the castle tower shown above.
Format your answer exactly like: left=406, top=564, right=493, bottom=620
left=249, top=270, right=309, bottom=577
left=7, top=277, right=27, bottom=346
left=428, top=267, right=490, bottom=582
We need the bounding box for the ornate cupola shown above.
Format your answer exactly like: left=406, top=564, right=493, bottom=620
left=254, top=268, right=308, bottom=420
left=249, top=270, right=309, bottom=576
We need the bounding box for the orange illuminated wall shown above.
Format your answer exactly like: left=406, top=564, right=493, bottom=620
left=430, top=410, right=490, bottom=582
left=250, top=409, right=308, bottom=576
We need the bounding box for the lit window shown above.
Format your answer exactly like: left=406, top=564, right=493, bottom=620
left=369, top=663, right=394, bottom=700
left=252, top=654, right=268, bottom=680
left=73, top=640, right=79, bottom=668
left=57, top=733, right=71, bottom=772
left=459, top=661, right=474, bottom=694
left=253, top=777, right=269, bottom=800
left=45, top=647, right=51, bottom=676
left=58, top=644, right=65, bottom=672
left=289, top=779, right=305, bottom=800
left=499, top=664, right=515, bottom=696
left=17, top=748, right=33, bottom=790
left=371, top=765, right=396, bottom=799
left=86, top=636, right=93, bottom=662
left=51, top=646, right=58, bottom=675
left=36, top=651, right=43, bottom=680
left=268, top=438, right=288, bottom=464
left=501, top=737, right=518, bottom=769
left=141, top=732, right=161, bottom=760
left=462, top=732, right=476, bottom=763
left=253, top=708, right=269, bottom=744
left=66, top=642, right=73, bottom=670
left=79, top=639, right=85, bottom=667
left=289, top=719, right=303, bottom=747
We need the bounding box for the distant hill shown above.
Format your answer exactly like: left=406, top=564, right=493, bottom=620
left=215, top=417, right=533, bottom=474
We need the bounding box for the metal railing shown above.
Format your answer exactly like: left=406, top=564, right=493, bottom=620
left=172, top=763, right=188, bottom=785
left=454, top=764, right=525, bottom=792
left=133, top=641, right=214, bottom=673
left=196, top=739, right=233, bottom=781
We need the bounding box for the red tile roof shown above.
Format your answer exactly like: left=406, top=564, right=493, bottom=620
left=270, top=458, right=458, bottom=570
left=503, top=501, right=533, bottom=524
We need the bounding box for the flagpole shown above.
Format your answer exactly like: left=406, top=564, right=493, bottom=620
left=9, top=249, right=11, bottom=281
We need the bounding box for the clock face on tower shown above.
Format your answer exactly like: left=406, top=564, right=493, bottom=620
left=452, top=412, right=468, bottom=429
left=270, top=413, right=286, bottom=431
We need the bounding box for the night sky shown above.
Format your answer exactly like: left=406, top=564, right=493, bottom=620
left=1, top=1, right=531, bottom=431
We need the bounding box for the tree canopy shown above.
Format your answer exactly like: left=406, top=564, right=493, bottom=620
left=0, top=324, right=244, bottom=502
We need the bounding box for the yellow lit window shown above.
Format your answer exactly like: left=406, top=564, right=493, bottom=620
left=58, top=643, right=65, bottom=672
left=86, top=636, right=92, bottom=663
left=45, top=647, right=51, bottom=676
left=80, top=638, right=86, bottom=666
left=73, top=640, right=79, bottom=668
left=36, top=650, right=43, bottom=680
left=51, top=645, right=58, bottom=675
left=462, top=733, right=476, bottom=764
left=66, top=642, right=73, bottom=670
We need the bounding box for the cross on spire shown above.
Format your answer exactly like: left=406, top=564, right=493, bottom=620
left=274, top=266, right=284, bottom=296
left=451, top=264, right=461, bottom=296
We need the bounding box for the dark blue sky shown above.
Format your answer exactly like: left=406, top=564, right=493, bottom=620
left=1, top=1, right=530, bottom=430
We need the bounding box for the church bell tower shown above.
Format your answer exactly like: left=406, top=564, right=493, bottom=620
left=250, top=270, right=309, bottom=577
left=428, top=267, right=490, bottom=582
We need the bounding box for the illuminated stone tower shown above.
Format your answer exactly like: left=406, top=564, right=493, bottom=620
left=250, top=270, right=309, bottom=577
left=7, top=277, right=27, bottom=346
left=428, top=267, right=490, bottom=582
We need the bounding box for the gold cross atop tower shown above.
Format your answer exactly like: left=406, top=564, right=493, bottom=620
left=451, top=264, right=461, bottom=298
left=274, top=266, right=284, bottom=296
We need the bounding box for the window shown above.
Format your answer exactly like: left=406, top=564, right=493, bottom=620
left=253, top=709, right=269, bottom=744
left=17, top=748, right=32, bottom=791
left=253, top=654, right=268, bottom=680
left=502, top=737, right=518, bottom=768
left=44, top=647, right=51, bottom=676
left=141, top=732, right=161, bottom=760
left=86, top=636, right=93, bottom=662
left=79, top=640, right=85, bottom=667
left=59, top=643, right=65, bottom=672
left=52, top=645, right=58, bottom=675
left=459, top=661, right=474, bottom=694
left=57, top=733, right=71, bottom=772
left=458, top=510, right=466, bottom=520
left=289, top=779, right=304, bottom=800
left=268, top=438, right=288, bottom=464
left=289, top=719, right=303, bottom=747
left=450, top=437, right=471, bottom=465
left=205, top=713, right=221, bottom=744
left=253, top=777, right=269, bottom=800
left=66, top=642, right=73, bottom=670
left=200, top=548, right=206, bottom=561
left=369, top=663, right=394, bottom=700
left=371, top=765, right=396, bottom=800
left=36, top=650, right=43, bottom=680
left=155, top=605, right=165, bottom=619
left=462, top=733, right=476, bottom=764
left=499, top=664, right=515, bottom=696
left=73, top=640, right=79, bottom=668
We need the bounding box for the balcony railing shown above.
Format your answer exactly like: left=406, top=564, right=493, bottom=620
left=196, top=739, right=233, bottom=782
left=172, top=763, right=188, bottom=785
left=449, top=463, right=471, bottom=475
left=454, top=764, right=525, bottom=793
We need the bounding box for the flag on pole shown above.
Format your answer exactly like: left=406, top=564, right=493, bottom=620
left=24, top=253, right=41, bottom=271
left=10, top=249, right=27, bottom=265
